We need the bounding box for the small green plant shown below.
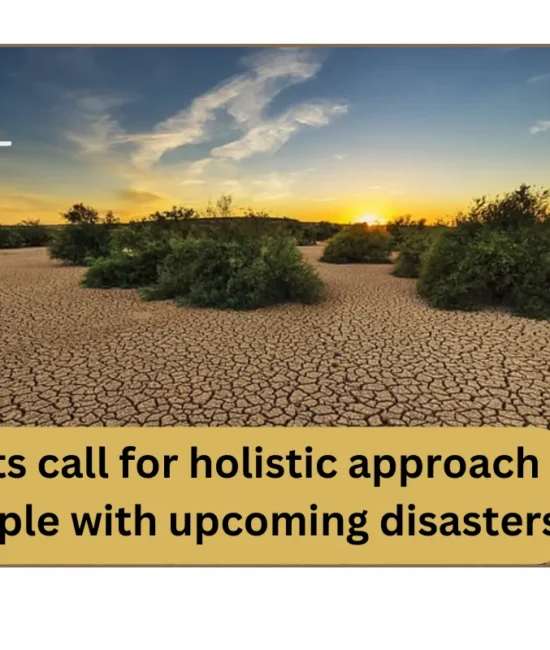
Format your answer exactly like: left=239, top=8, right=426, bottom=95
left=295, top=224, right=318, bottom=246
left=393, top=225, right=441, bottom=278
left=418, top=185, right=550, bottom=319
left=0, top=220, right=51, bottom=249
left=82, top=225, right=175, bottom=288
left=385, top=215, right=426, bottom=249
left=0, top=226, right=24, bottom=249
left=143, top=232, right=324, bottom=310
left=454, top=183, right=549, bottom=230
left=313, top=221, right=342, bottom=241
left=48, top=204, right=119, bottom=265
left=321, top=225, right=392, bottom=264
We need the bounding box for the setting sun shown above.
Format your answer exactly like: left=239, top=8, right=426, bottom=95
left=355, top=213, right=383, bottom=226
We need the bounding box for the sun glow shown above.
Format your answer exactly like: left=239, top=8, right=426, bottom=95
left=355, top=213, right=383, bottom=226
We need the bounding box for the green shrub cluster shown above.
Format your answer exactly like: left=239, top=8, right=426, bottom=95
left=0, top=226, right=24, bottom=249
left=45, top=198, right=341, bottom=311
left=385, top=215, right=427, bottom=249
left=289, top=221, right=341, bottom=245
left=142, top=233, right=324, bottom=310
left=82, top=226, right=173, bottom=289
left=48, top=204, right=119, bottom=265
left=78, top=201, right=326, bottom=310
left=392, top=225, right=443, bottom=278
left=0, top=220, right=51, bottom=249
left=321, top=225, right=392, bottom=264
left=45, top=195, right=341, bottom=268
left=418, top=185, right=550, bottom=319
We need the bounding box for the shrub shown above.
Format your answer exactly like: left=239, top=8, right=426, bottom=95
left=0, top=226, right=24, bottom=249
left=143, top=233, right=324, bottom=310
left=393, top=225, right=441, bottom=278
left=321, top=225, right=392, bottom=264
left=82, top=225, right=175, bottom=289
left=48, top=204, right=119, bottom=265
left=418, top=184, right=550, bottom=319
left=385, top=215, right=426, bottom=249
left=295, top=225, right=318, bottom=246
left=418, top=227, right=521, bottom=311
left=313, top=221, right=341, bottom=241
left=455, top=183, right=549, bottom=230
left=507, top=228, right=550, bottom=319
left=82, top=244, right=171, bottom=289
left=15, top=220, right=51, bottom=247
left=0, top=220, right=51, bottom=248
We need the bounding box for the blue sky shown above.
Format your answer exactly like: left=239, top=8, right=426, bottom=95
left=1, top=46, right=550, bottom=224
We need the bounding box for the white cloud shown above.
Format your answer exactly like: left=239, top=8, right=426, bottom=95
left=187, top=158, right=213, bottom=176
left=219, top=179, right=245, bottom=194
left=210, top=101, right=348, bottom=161
left=249, top=172, right=296, bottom=200
left=65, top=93, right=127, bottom=155
left=222, top=170, right=313, bottom=202
left=334, top=153, right=344, bottom=160
left=528, top=73, right=550, bottom=83
left=180, top=179, right=207, bottom=186
left=530, top=121, right=550, bottom=134
left=65, top=48, right=347, bottom=173
left=118, top=48, right=329, bottom=168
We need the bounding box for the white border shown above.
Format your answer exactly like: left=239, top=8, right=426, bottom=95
left=1, top=568, right=548, bottom=649
left=1, top=0, right=549, bottom=44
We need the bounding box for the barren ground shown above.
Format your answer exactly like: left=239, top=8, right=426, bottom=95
left=1, top=247, right=549, bottom=427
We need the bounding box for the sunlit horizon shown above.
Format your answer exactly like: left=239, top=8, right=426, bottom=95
left=1, top=46, right=550, bottom=226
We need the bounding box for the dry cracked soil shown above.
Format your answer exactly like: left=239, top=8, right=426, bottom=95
left=1, top=246, right=549, bottom=428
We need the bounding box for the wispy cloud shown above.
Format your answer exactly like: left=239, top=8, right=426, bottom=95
left=528, top=73, right=550, bottom=83
left=211, top=101, right=348, bottom=161
left=226, top=169, right=317, bottom=202
left=334, top=153, right=344, bottom=161
left=0, top=190, right=66, bottom=221
left=64, top=48, right=346, bottom=172
left=180, top=179, right=207, bottom=186
left=249, top=172, right=298, bottom=200
left=118, top=48, right=331, bottom=168
left=529, top=121, right=550, bottom=134
left=65, top=92, right=128, bottom=155
left=219, top=179, right=245, bottom=194
left=114, top=189, right=164, bottom=204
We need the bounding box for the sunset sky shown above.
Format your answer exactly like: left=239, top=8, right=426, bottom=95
left=1, top=45, right=550, bottom=225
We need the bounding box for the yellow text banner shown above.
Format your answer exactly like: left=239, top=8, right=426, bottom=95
left=0, top=427, right=549, bottom=566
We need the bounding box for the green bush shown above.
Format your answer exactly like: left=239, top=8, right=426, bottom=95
left=455, top=184, right=549, bottom=230
left=321, top=226, right=392, bottom=264
left=507, top=228, right=550, bottom=319
left=143, top=233, right=324, bottom=310
left=15, top=220, right=51, bottom=247
left=295, top=225, right=318, bottom=246
left=418, top=185, right=550, bottom=319
left=49, top=223, right=113, bottom=265
left=48, top=204, right=119, bottom=265
left=385, top=215, right=426, bottom=249
left=313, top=221, right=342, bottom=241
left=418, top=227, right=519, bottom=310
left=0, top=226, right=24, bottom=249
left=393, top=226, right=441, bottom=278
left=82, top=224, right=175, bottom=289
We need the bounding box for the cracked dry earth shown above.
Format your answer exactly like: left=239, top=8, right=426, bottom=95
left=1, top=246, right=550, bottom=428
